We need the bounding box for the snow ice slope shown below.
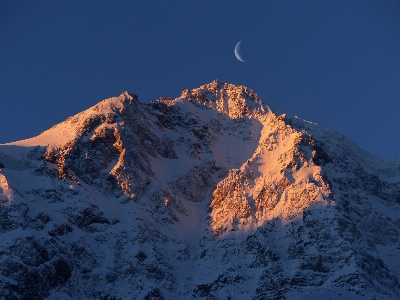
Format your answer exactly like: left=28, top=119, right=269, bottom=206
left=0, top=80, right=400, bottom=299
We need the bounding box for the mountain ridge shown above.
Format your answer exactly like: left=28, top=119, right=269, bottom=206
left=0, top=81, right=399, bottom=299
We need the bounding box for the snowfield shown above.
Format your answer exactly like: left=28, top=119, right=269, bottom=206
left=0, top=80, right=399, bottom=299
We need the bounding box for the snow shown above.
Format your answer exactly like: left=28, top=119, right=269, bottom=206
left=2, top=94, right=132, bottom=148
left=0, top=81, right=399, bottom=299
left=286, top=287, right=369, bottom=300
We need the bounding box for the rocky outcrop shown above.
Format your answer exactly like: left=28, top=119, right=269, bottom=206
left=0, top=81, right=399, bottom=299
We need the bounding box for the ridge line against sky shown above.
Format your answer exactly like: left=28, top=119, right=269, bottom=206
left=1, top=0, right=399, bottom=158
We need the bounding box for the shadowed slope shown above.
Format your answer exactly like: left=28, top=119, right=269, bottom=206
left=0, top=81, right=399, bottom=299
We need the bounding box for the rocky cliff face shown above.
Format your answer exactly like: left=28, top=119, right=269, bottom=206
left=1, top=80, right=399, bottom=299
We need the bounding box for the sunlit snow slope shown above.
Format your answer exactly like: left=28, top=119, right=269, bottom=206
left=1, top=80, right=400, bottom=300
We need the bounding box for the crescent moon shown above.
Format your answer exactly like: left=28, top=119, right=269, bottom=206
left=234, top=41, right=245, bottom=62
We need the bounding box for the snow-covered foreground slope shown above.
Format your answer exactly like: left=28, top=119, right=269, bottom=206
left=1, top=80, right=400, bottom=299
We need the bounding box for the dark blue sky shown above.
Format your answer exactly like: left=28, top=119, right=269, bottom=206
left=1, top=1, right=399, bottom=158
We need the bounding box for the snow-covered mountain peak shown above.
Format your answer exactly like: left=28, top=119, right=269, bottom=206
left=91, top=91, right=138, bottom=113
left=6, top=92, right=138, bottom=148
left=0, top=82, right=399, bottom=299
left=180, top=80, right=268, bottom=119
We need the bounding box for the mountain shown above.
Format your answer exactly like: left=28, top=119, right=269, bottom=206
left=1, top=80, right=400, bottom=300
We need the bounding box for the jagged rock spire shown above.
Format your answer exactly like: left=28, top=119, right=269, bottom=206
left=180, top=80, right=268, bottom=119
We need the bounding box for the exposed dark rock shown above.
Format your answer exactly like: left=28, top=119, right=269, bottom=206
left=0, top=82, right=399, bottom=299
left=48, top=224, right=73, bottom=237
left=144, top=288, right=165, bottom=300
